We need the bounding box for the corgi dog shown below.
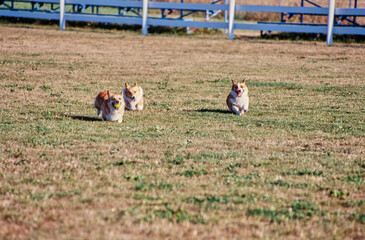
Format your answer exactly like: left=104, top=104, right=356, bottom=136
left=226, top=80, right=249, bottom=115
left=123, top=83, right=144, bottom=111
left=94, top=90, right=125, bottom=123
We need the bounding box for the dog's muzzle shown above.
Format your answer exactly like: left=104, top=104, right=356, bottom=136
left=236, top=89, right=243, bottom=97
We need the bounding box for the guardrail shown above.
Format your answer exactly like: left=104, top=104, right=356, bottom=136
left=1, top=0, right=364, bottom=45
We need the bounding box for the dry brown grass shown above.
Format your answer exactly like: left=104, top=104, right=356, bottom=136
left=0, top=23, right=364, bottom=239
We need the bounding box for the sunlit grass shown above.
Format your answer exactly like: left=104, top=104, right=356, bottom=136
left=0, top=23, right=364, bottom=239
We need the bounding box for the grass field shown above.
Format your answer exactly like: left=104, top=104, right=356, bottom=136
left=0, top=23, right=364, bottom=239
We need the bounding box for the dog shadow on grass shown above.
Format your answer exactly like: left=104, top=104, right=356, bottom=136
left=65, top=115, right=101, bottom=122
left=186, top=109, right=232, bottom=114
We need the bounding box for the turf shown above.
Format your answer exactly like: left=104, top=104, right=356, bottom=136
left=0, top=24, right=364, bottom=239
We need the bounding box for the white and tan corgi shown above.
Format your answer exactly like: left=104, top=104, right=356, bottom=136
left=94, top=90, right=125, bottom=123
left=226, top=80, right=249, bottom=115
left=123, top=83, right=144, bottom=111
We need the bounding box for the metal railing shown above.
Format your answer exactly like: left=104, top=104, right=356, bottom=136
left=1, top=0, right=364, bottom=45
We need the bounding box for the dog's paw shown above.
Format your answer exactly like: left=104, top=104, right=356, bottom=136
left=234, top=111, right=242, bottom=116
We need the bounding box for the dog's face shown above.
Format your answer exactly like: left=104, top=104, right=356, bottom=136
left=231, top=80, right=247, bottom=97
left=108, top=92, right=124, bottom=110
left=124, top=83, right=141, bottom=101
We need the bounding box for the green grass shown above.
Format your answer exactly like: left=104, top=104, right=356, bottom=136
left=0, top=23, right=364, bottom=239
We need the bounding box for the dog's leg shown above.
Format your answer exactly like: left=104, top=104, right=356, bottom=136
left=117, top=117, right=123, bottom=123
left=97, top=109, right=101, bottom=116
left=126, top=103, right=135, bottom=111
left=136, top=99, right=144, bottom=111
left=243, top=105, right=249, bottom=113
left=231, top=105, right=241, bottom=115
left=243, top=99, right=249, bottom=113
left=229, top=99, right=241, bottom=115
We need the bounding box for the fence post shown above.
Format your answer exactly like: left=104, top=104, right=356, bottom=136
left=228, top=0, right=235, bottom=40
left=224, top=0, right=228, bottom=34
left=59, top=0, right=65, bottom=30
left=326, top=0, right=336, bottom=45
left=142, top=0, right=149, bottom=35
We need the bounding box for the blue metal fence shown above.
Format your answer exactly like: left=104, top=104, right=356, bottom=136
left=1, top=0, right=364, bottom=45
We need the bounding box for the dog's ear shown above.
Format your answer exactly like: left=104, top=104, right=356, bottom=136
left=241, top=79, right=246, bottom=83
left=107, top=90, right=110, bottom=98
left=133, top=82, right=137, bottom=87
left=125, top=83, right=129, bottom=88
left=231, top=79, right=236, bottom=85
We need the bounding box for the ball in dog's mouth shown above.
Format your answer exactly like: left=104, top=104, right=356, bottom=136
left=113, top=103, right=121, bottom=109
